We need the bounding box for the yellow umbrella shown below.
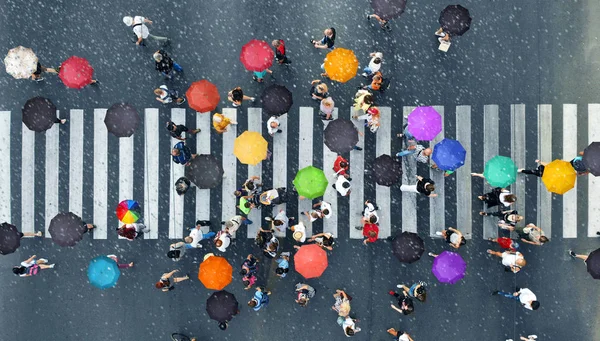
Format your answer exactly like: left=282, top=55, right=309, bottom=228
left=323, top=48, right=359, bottom=83
left=542, top=159, right=577, bottom=195
left=234, top=131, right=268, bottom=165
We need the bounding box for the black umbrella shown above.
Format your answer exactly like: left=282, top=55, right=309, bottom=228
left=392, top=231, right=425, bottom=264
left=261, top=84, right=293, bottom=116
left=373, top=154, right=402, bottom=186
left=439, top=5, right=472, bottom=36
left=583, top=142, right=600, bottom=176
left=370, top=0, right=407, bottom=21
left=185, top=154, right=224, bottom=189
left=586, top=248, right=600, bottom=280
left=0, top=222, right=21, bottom=255
left=104, top=103, right=141, bottom=137
left=206, top=290, right=239, bottom=322
left=22, top=96, right=57, bottom=132
left=48, top=212, right=86, bottom=247
left=324, top=119, right=359, bottom=154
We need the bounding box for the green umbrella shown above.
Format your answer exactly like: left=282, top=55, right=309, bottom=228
left=483, top=156, right=517, bottom=188
left=293, top=166, right=328, bottom=199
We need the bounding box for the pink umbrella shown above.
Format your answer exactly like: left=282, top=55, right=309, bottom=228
left=407, top=106, right=442, bottom=141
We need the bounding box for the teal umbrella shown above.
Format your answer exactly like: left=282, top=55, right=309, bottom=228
left=483, top=156, right=517, bottom=188
left=87, top=256, right=121, bottom=289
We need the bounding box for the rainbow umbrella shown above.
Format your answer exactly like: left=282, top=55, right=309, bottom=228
left=115, top=200, right=141, bottom=223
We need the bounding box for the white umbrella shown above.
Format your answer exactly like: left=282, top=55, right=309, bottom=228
left=4, top=46, right=38, bottom=79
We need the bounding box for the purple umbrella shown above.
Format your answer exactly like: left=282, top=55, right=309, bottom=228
left=407, top=106, right=442, bottom=141
left=432, top=251, right=466, bottom=284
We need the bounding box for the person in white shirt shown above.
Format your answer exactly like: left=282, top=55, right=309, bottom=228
left=487, top=249, right=526, bottom=273
left=341, top=316, right=361, bottom=337
left=361, top=200, right=379, bottom=224
left=222, top=215, right=252, bottom=235
left=183, top=221, right=216, bottom=249
left=214, top=229, right=232, bottom=252
left=386, top=328, right=414, bottom=341
left=492, top=287, right=539, bottom=311
left=122, top=15, right=168, bottom=45
left=291, top=222, right=307, bottom=243
left=301, top=209, right=323, bottom=222
left=154, top=85, right=186, bottom=105
left=267, top=116, right=283, bottom=136
left=313, top=201, right=333, bottom=219
left=266, top=209, right=294, bottom=232
left=308, top=232, right=335, bottom=251
left=361, top=52, right=383, bottom=77
left=12, top=255, right=55, bottom=277
left=333, top=174, right=352, bottom=196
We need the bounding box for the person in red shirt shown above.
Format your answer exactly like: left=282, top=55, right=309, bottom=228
left=272, top=39, right=291, bottom=65
left=357, top=223, right=379, bottom=246
left=489, top=237, right=518, bottom=251
left=333, top=155, right=351, bottom=179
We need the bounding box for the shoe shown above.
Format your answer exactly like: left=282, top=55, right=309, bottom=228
left=264, top=217, right=273, bottom=222
left=196, top=244, right=203, bottom=248
left=221, top=221, right=226, bottom=224
left=39, top=258, right=49, bottom=263
left=396, top=284, right=404, bottom=289
left=176, top=98, right=186, bottom=105
left=35, top=77, right=44, bottom=82
left=60, top=119, right=67, bottom=124
left=597, top=231, right=600, bottom=236
left=569, top=250, right=576, bottom=258
left=354, top=146, right=363, bottom=151
left=491, top=290, right=499, bottom=295
left=232, top=103, right=240, bottom=107
left=435, top=231, right=442, bottom=236
left=252, top=75, right=258, bottom=82
left=277, top=129, right=282, bottom=133
left=246, top=219, right=253, bottom=225
left=361, top=73, right=368, bottom=77
left=250, top=97, right=256, bottom=102
left=355, top=225, right=363, bottom=230
left=35, top=231, right=43, bottom=237
left=388, top=290, right=396, bottom=296
left=427, top=252, right=435, bottom=257
left=367, top=15, right=370, bottom=21
left=48, top=264, right=55, bottom=268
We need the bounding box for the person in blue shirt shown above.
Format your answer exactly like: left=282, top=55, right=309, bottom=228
left=247, top=287, right=271, bottom=311
left=171, top=141, right=195, bottom=165
left=275, top=252, right=290, bottom=278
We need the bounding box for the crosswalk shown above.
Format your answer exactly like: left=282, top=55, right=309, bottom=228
left=1, top=104, right=599, bottom=241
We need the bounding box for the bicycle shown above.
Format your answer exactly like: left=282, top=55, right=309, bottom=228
left=171, top=333, right=196, bottom=341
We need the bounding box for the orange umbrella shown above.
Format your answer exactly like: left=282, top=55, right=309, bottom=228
left=234, top=131, right=268, bottom=165
left=198, top=255, right=232, bottom=290
left=186, top=80, right=220, bottom=113
left=542, top=159, right=577, bottom=195
left=294, top=244, right=328, bottom=279
left=323, top=48, right=359, bottom=83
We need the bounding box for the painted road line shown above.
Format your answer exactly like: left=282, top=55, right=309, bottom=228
left=401, top=106, right=417, bottom=234
left=298, top=107, right=314, bottom=238
left=118, top=135, right=134, bottom=230
left=196, top=112, right=211, bottom=236
left=349, top=107, right=366, bottom=239
left=562, top=104, right=578, bottom=238
left=322, top=108, right=339, bottom=238
left=68, top=110, right=84, bottom=218
left=246, top=107, right=262, bottom=239
left=21, top=123, right=35, bottom=234
left=588, top=104, right=600, bottom=237
left=455, top=105, right=472, bottom=239
left=537, top=104, right=552, bottom=237
left=0, top=112, right=10, bottom=222
left=429, top=106, right=445, bottom=237
left=272, top=113, right=288, bottom=238
left=169, top=109, right=186, bottom=240
left=482, top=105, right=499, bottom=240
left=376, top=106, right=392, bottom=238
left=93, top=109, right=108, bottom=239
left=44, top=112, right=60, bottom=235
left=144, top=108, right=159, bottom=239
left=511, top=104, right=526, bottom=234
left=221, top=108, right=238, bottom=235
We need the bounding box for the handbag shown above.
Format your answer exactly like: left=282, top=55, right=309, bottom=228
left=438, top=41, right=451, bottom=52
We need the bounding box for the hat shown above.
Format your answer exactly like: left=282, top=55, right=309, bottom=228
left=123, top=16, right=133, bottom=26
left=293, top=231, right=303, bottom=241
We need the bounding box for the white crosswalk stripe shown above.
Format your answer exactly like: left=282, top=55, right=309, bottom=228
left=0, top=111, right=10, bottom=223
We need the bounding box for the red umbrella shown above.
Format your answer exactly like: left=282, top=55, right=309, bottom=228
left=186, top=80, right=220, bottom=113
left=59, top=56, right=94, bottom=89
left=294, top=244, right=328, bottom=279
left=239, top=39, right=274, bottom=72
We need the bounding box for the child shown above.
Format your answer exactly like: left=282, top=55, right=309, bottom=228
left=275, top=252, right=290, bottom=278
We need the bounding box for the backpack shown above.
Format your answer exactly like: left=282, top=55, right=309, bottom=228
left=26, top=264, right=40, bottom=276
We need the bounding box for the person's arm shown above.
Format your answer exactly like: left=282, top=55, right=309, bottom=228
left=416, top=175, right=423, bottom=181
left=390, top=304, right=403, bottom=314
left=143, top=18, right=153, bottom=24
left=428, top=193, right=438, bottom=198
left=313, top=202, right=321, bottom=208
left=162, top=270, right=178, bottom=279
left=520, top=238, right=539, bottom=246
left=172, top=241, right=185, bottom=249
left=136, top=36, right=143, bottom=45
left=405, top=333, right=414, bottom=341
left=24, top=255, right=36, bottom=264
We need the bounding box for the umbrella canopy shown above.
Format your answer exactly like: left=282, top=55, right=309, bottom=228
left=439, top=5, right=472, bottom=36
left=198, top=256, right=233, bottom=290
left=294, top=244, right=328, bottom=279
left=541, top=160, right=577, bottom=195
left=432, top=251, right=466, bottom=284
left=432, top=138, right=466, bottom=171
left=586, top=248, right=600, bottom=280
left=483, top=156, right=517, bottom=188
left=22, top=96, right=57, bottom=132
left=323, top=48, right=359, bottom=83
left=206, top=290, right=239, bottom=322
left=87, top=256, right=121, bottom=289
left=115, top=200, right=141, bottom=223
left=234, top=131, right=268, bottom=165
left=104, top=103, right=140, bottom=137
left=392, top=231, right=425, bottom=263
left=370, top=0, right=407, bottom=21
left=185, top=154, right=224, bottom=189
left=293, top=166, right=328, bottom=199
left=240, top=39, right=274, bottom=72
left=373, top=154, right=402, bottom=186
left=58, top=56, right=94, bottom=89
left=261, top=84, right=293, bottom=116
left=4, top=46, right=38, bottom=79
left=407, top=107, right=442, bottom=141
left=0, top=222, right=21, bottom=255
left=48, top=212, right=86, bottom=247
left=186, top=80, right=220, bottom=113
left=324, top=118, right=360, bottom=154
left=583, top=142, right=600, bottom=176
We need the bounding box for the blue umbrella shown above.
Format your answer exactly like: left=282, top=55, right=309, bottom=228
left=87, top=256, right=121, bottom=289
left=432, top=138, right=466, bottom=171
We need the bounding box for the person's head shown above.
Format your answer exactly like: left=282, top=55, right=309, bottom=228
left=155, top=88, right=165, bottom=96
left=152, top=52, right=163, bottom=62
left=213, top=114, right=222, bottom=123
left=176, top=182, right=189, bottom=196
left=425, top=184, right=435, bottom=192
left=12, top=266, right=26, bottom=275
left=373, top=74, right=382, bottom=82
left=342, top=181, right=350, bottom=189
left=514, top=215, right=524, bottom=222
left=215, top=239, right=223, bottom=248
left=539, top=236, right=549, bottom=243
left=268, top=241, right=278, bottom=251
left=345, top=327, right=355, bottom=336
left=368, top=230, right=377, bottom=238
left=322, top=236, right=334, bottom=247
left=516, top=258, right=527, bottom=267
left=321, top=97, right=333, bottom=107
left=171, top=148, right=180, bottom=156
left=403, top=302, right=414, bottom=313
left=423, top=147, right=433, bottom=156
left=155, top=281, right=166, bottom=289
left=317, top=83, right=328, bottom=94
left=339, top=161, right=348, bottom=168
left=165, top=121, right=176, bottom=131
left=460, top=238, right=467, bottom=246
left=122, top=16, right=133, bottom=26
left=240, top=268, right=248, bottom=276
left=273, top=220, right=283, bottom=226
left=244, top=202, right=252, bottom=209
left=296, top=297, right=308, bottom=306
left=504, top=194, right=517, bottom=203
left=322, top=209, right=330, bottom=216
left=184, top=236, right=193, bottom=244
left=324, top=28, right=333, bottom=36
left=369, top=215, right=378, bottom=224
left=293, top=231, right=303, bottom=241
left=275, top=267, right=284, bottom=275
left=373, top=57, right=382, bottom=64
left=218, top=322, right=228, bottom=330
left=272, top=40, right=281, bottom=47
left=415, top=286, right=427, bottom=302
left=247, top=299, right=257, bottom=308
left=167, top=250, right=180, bottom=259
left=531, top=301, right=540, bottom=310
left=225, top=221, right=234, bottom=229
left=363, top=94, right=374, bottom=105
left=270, top=120, right=279, bottom=128
left=234, top=190, right=243, bottom=197
left=246, top=182, right=255, bottom=191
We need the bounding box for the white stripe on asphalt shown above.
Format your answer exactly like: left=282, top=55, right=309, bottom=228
left=298, top=107, right=314, bottom=238
left=221, top=108, right=238, bottom=236
left=429, top=106, right=445, bottom=237
left=482, top=105, right=499, bottom=240
left=455, top=105, right=472, bottom=239
left=246, top=107, right=262, bottom=239
left=93, top=109, right=108, bottom=239
left=144, top=108, right=159, bottom=239
left=537, top=104, right=552, bottom=237
left=196, top=112, right=211, bottom=236
left=44, top=112, right=60, bottom=236
left=376, top=106, right=392, bottom=238
left=68, top=110, right=84, bottom=218
left=510, top=104, right=526, bottom=233
left=401, top=106, right=417, bottom=234
left=169, top=108, right=186, bottom=240
left=21, top=123, right=35, bottom=234
left=562, top=104, right=578, bottom=238
left=272, top=113, right=288, bottom=238
left=349, top=107, right=365, bottom=239
left=322, top=108, right=339, bottom=238
left=0, top=112, right=11, bottom=223
left=588, top=104, right=600, bottom=237
left=118, top=135, right=134, bottom=233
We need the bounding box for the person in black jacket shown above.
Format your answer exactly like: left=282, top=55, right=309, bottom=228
left=153, top=50, right=183, bottom=79
left=310, top=28, right=336, bottom=49
left=400, top=175, right=437, bottom=198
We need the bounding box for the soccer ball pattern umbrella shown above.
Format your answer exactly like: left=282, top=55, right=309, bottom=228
left=542, top=160, right=577, bottom=195
left=4, top=46, right=38, bottom=79
left=392, top=231, right=425, bottom=264
left=198, top=255, right=233, bottom=290
left=432, top=138, right=466, bottom=171
left=87, top=256, right=121, bottom=289
left=294, top=244, right=328, bottom=279
left=185, top=154, right=224, bottom=189
left=483, top=156, right=517, bottom=188
left=261, top=84, right=293, bottom=116
left=0, top=222, right=21, bottom=255
left=432, top=251, right=467, bottom=284
left=373, top=154, right=402, bottom=186
left=234, top=131, right=269, bottom=165
left=583, top=142, right=600, bottom=176
left=585, top=248, right=600, bottom=280
left=323, top=48, right=359, bottom=83
left=22, top=96, right=58, bottom=132
left=324, top=118, right=360, bottom=154
left=439, top=5, right=472, bottom=36
left=240, top=39, right=274, bottom=72
left=58, top=56, right=94, bottom=89
left=206, top=290, right=239, bottom=322
left=48, top=212, right=86, bottom=247
left=293, top=166, right=328, bottom=199
left=407, top=106, right=442, bottom=141
left=186, top=80, right=220, bottom=113
left=370, top=0, right=407, bottom=21
left=115, top=200, right=141, bottom=224
left=104, top=103, right=141, bottom=137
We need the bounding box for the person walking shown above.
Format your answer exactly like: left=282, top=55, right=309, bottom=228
left=221, top=215, right=253, bottom=235
left=167, top=241, right=186, bottom=261
left=333, top=173, right=352, bottom=196
left=568, top=250, right=591, bottom=263
left=262, top=232, right=279, bottom=258
left=361, top=52, right=383, bottom=77
left=175, top=176, right=191, bottom=195
left=387, top=329, right=415, bottom=341
left=117, top=223, right=150, bottom=240
left=363, top=71, right=384, bottom=92
left=341, top=316, right=361, bottom=337
left=400, top=175, right=438, bottom=198
left=166, top=121, right=200, bottom=141
left=315, top=201, right=332, bottom=219
left=319, top=97, right=335, bottom=120
left=478, top=188, right=516, bottom=209
left=435, top=27, right=451, bottom=44
left=240, top=253, right=259, bottom=276
left=396, top=282, right=427, bottom=303
left=396, top=144, right=432, bottom=164
left=171, top=141, right=196, bottom=165
left=265, top=209, right=294, bottom=232
left=155, top=85, right=186, bottom=105
left=358, top=221, right=379, bottom=246
left=310, top=28, right=336, bottom=49
left=248, top=287, right=271, bottom=311
left=272, top=39, right=291, bottom=64
left=332, top=289, right=352, bottom=317
left=388, top=287, right=415, bottom=315
left=212, top=112, right=237, bottom=134
left=353, top=89, right=374, bottom=113
left=307, top=232, right=335, bottom=251
left=517, top=160, right=547, bottom=177
left=275, top=251, right=290, bottom=278
left=435, top=227, right=467, bottom=249
left=488, top=237, right=519, bottom=251
left=252, top=68, right=273, bottom=82
left=123, top=15, right=169, bottom=46
left=333, top=155, right=351, bottom=179
left=267, top=116, right=283, bottom=136
left=295, top=283, right=316, bottom=307
left=492, top=287, right=540, bottom=311
left=30, top=62, right=57, bottom=82
left=487, top=249, right=526, bottom=273
left=155, top=269, right=189, bottom=292
left=290, top=222, right=308, bottom=243
left=361, top=200, right=379, bottom=225
left=106, top=255, right=134, bottom=269
left=227, top=87, right=255, bottom=107
left=367, top=14, right=392, bottom=31
left=214, top=228, right=232, bottom=253
left=12, top=255, right=55, bottom=277
left=153, top=50, right=182, bottom=79
left=183, top=220, right=215, bottom=248
left=517, top=224, right=549, bottom=246
left=479, top=209, right=523, bottom=231
left=310, top=80, right=330, bottom=101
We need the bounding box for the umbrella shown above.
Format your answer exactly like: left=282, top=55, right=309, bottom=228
left=261, top=84, right=293, bottom=116
left=48, top=212, right=86, bottom=247
left=541, top=160, right=577, bottom=195
left=392, top=231, right=425, bottom=264
left=233, top=131, right=268, bottom=165
left=432, top=251, right=466, bottom=284
left=373, top=154, right=402, bottom=186
left=483, top=156, right=517, bottom=188
left=186, top=80, right=220, bottom=113
left=22, top=96, right=57, bottom=132
left=185, top=154, right=224, bottom=189
left=432, top=138, right=466, bottom=171
left=0, top=222, right=21, bottom=255
left=324, top=118, right=360, bottom=154
left=58, top=56, right=94, bottom=89
left=323, top=48, right=359, bottom=83
left=240, top=39, right=274, bottom=72
left=370, top=0, right=407, bottom=21
left=116, top=200, right=141, bottom=223
left=585, top=248, right=600, bottom=280
left=293, top=166, right=328, bottom=199
left=206, top=290, right=239, bottom=322
left=583, top=142, right=600, bottom=176
left=87, top=256, right=121, bottom=289
left=407, top=107, right=442, bottom=141
left=439, top=5, right=472, bottom=36
left=294, top=244, right=328, bottom=279
left=104, top=103, right=141, bottom=137
left=4, top=46, right=38, bottom=79
left=198, top=256, right=233, bottom=290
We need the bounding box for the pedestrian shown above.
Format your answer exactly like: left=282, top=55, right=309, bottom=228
left=263, top=234, right=279, bottom=258
left=240, top=254, right=259, bottom=276
left=396, top=282, right=427, bottom=303
left=166, top=121, right=200, bottom=141
left=361, top=52, right=383, bottom=77
left=332, top=289, right=352, bottom=317
left=310, top=80, right=330, bottom=101
left=265, top=209, right=294, bottom=232
left=479, top=209, right=523, bottom=231
left=258, top=187, right=288, bottom=206
left=353, top=89, right=374, bottom=113
left=155, top=269, right=189, bottom=292
left=400, top=175, right=438, bottom=198
left=361, top=200, right=379, bottom=225
left=488, top=237, right=519, bottom=251
left=153, top=50, right=182, bottom=79
left=435, top=227, right=467, bottom=249
left=12, top=255, right=55, bottom=277
left=241, top=270, right=257, bottom=290
left=487, top=249, right=526, bottom=273
left=248, top=287, right=271, bottom=311
left=307, top=232, right=335, bottom=251
left=256, top=227, right=275, bottom=248
left=123, top=15, right=169, bottom=46
left=301, top=209, right=323, bottom=223
left=517, top=223, right=549, bottom=246
left=333, top=155, right=351, bottom=179
left=80, top=221, right=96, bottom=235
left=333, top=173, right=352, bottom=196
left=295, top=283, right=316, bottom=307
left=183, top=220, right=216, bottom=248
left=30, top=62, right=57, bottom=82
left=492, top=287, right=540, bottom=311
left=214, top=228, right=232, bottom=253
left=221, top=215, right=253, bottom=235
left=318, top=97, right=335, bottom=121
left=175, top=176, right=191, bottom=196
left=570, top=152, right=589, bottom=175
left=310, top=27, right=336, bottom=49
left=171, top=141, right=196, bottom=165
left=353, top=106, right=380, bottom=133
left=568, top=250, right=591, bottom=263
left=242, top=175, right=262, bottom=194
left=478, top=187, right=517, bottom=209
left=227, top=87, right=255, bottom=107
left=435, top=27, right=451, bottom=44
left=356, top=222, right=379, bottom=246
left=275, top=252, right=290, bottom=278
left=155, top=85, right=186, bottom=105
left=387, top=329, right=415, bottom=341
left=367, top=14, right=392, bottom=31
left=396, top=144, right=432, bottom=164
left=290, top=222, right=307, bottom=243
left=388, top=287, right=415, bottom=315
left=117, top=223, right=150, bottom=240
left=252, top=68, right=273, bottom=82
left=167, top=241, right=186, bottom=261
left=106, top=255, right=134, bottom=269
left=314, top=200, right=332, bottom=219
left=272, top=39, right=291, bottom=64
left=212, top=112, right=237, bottom=134
left=267, top=116, right=283, bottom=136
left=363, top=71, right=384, bottom=92
left=517, top=160, right=547, bottom=177
left=341, top=316, right=361, bottom=337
